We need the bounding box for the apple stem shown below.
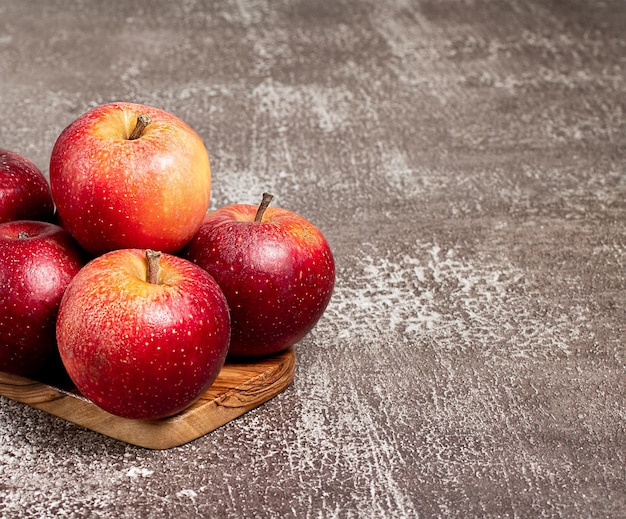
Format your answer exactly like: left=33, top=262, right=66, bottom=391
left=146, top=249, right=162, bottom=284
left=254, top=192, right=274, bottom=222
left=128, top=113, right=152, bottom=140
left=17, top=231, right=29, bottom=239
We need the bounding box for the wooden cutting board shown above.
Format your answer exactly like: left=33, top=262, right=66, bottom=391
left=0, top=348, right=295, bottom=450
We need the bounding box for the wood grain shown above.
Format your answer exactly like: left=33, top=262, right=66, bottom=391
left=0, top=348, right=295, bottom=449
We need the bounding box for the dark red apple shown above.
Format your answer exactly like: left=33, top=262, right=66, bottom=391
left=56, top=248, right=231, bottom=420
left=0, top=149, right=54, bottom=223
left=49, top=102, right=212, bottom=255
left=181, top=193, right=335, bottom=357
left=0, top=221, right=84, bottom=376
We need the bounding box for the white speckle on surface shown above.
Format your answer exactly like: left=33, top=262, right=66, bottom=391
left=176, top=489, right=198, bottom=501
left=127, top=467, right=154, bottom=478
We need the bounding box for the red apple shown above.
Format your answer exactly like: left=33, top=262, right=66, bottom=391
left=0, top=220, right=84, bottom=377
left=56, top=248, right=231, bottom=420
left=49, top=102, right=211, bottom=256
left=0, top=148, right=54, bottom=223
left=181, top=193, right=335, bottom=357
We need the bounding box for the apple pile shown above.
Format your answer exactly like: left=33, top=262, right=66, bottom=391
left=0, top=101, right=335, bottom=420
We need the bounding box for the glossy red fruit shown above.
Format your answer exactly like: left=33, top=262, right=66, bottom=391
left=182, top=194, right=335, bottom=357
left=49, top=102, right=211, bottom=255
left=0, top=149, right=54, bottom=224
left=56, top=249, right=231, bottom=420
left=0, top=221, right=84, bottom=376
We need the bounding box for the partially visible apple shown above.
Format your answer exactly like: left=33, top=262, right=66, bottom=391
left=0, top=149, right=54, bottom=223
left=181, top=193, right=335, bottom=357
left=56, top=248, right=231, bottom=420
left=49, top=102, right=211, bottom=255
left=0, top=220, right=84, bottom=377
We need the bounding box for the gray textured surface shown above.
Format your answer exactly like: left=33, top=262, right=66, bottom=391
left=1, top=1, right=625, bottom=517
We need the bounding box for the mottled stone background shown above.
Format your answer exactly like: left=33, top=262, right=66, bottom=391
left=1, top=1, right=624, bottom=517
